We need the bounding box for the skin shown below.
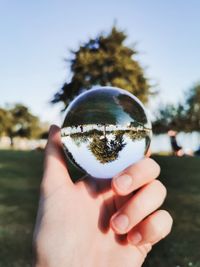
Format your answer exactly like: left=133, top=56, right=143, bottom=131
left=33, top=125, right=173, bottom=267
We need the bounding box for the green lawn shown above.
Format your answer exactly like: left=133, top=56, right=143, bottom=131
left=0, top=150, right=200, bottom=267
left=144, top=156, right=200, bottom=267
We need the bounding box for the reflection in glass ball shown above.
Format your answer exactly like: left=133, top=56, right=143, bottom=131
left=61, top=86, right=152, bottom=179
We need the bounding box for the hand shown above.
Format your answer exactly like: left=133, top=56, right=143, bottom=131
left=33, top=125, right=173, bottom=267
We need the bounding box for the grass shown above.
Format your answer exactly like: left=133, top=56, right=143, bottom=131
left=0, top=150, right=200, bottom=266
left=144, top=155, right=200, bottom=267
left=0, top=150, right=43, bottom=267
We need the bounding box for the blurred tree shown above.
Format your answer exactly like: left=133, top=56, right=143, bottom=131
left=52, top=26, right=151, bottom=109
left=153, top=84, right=200, bottom=134
left=152, top=104, right=183, bottom=134
left=0, top=104, right=42, bottom=146
left=0, top=108, right=8, bottom=137
left=184, top=84, right=200, bottom=131
left=89, top=134, right=125, bottom=163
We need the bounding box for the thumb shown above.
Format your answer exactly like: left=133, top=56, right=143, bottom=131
left=41, top=125, right=74, bottom=196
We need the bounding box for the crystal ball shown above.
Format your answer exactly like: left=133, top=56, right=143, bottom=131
left=61, top=86, right=152, bottom=179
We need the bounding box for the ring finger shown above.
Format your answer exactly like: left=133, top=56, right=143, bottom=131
left=127, top=210, right=173, bottom=246
left=110, top=180, right=167, bottom=234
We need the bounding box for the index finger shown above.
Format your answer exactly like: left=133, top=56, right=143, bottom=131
left=111, top=158, right=160, bottom=196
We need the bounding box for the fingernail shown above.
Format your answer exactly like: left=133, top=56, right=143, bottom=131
left=114, top=174, right=132, bottom=191
left=129, top=231, right=142, bottom=245
left=112, top=214, right=129, bottom=232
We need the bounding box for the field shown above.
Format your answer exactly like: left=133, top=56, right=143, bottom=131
left=0, top=150, right=200, bottom=267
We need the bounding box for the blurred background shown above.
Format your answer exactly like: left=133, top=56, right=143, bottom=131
left=0, top=1, right=200, bottom=266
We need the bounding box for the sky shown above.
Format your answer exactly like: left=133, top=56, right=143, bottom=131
left=1, top=0, right=200, bottom=125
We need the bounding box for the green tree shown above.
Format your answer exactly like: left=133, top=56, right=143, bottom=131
left=1, top=104, right=42, bottom=146
left=52, top=26, right=151, bottom=109
left=184, top=84, right=200, bottom=131
left=152, top=104, right=182, bottom=134
left=153, top=83, right=200, bottom=134
left=0, top=107, right=8, bottom=136
left=89, top=134, right=126, bottom=164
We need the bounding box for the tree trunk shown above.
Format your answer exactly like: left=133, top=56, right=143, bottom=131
left=10, top=136, right=14, bottom=147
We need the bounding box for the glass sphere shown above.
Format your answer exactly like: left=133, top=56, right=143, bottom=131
left=61, top=86, right=152, bottom=179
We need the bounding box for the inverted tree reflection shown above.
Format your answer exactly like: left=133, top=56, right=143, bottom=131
left=88, top=133, right=126, bottom=164
left=62, top=122, right=151, bottom=164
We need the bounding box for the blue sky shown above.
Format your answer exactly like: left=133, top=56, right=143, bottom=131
left=1, top=0, right=200, bottom=124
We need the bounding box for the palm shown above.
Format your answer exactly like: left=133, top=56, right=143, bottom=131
left=37, top=175, right=150, bottom=267
left=64, top=177, right=150, bottom=267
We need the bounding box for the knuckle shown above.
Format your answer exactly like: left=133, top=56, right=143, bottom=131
left=152, top=180, right=167, bottom=197
left=150, top=218, right=164, bottom=238
left=132, top=196, right=143, bottom=215
left=146, top=158, right=161, bottom=177
left=161, top=210, right=173, bottom=233
left=152, top=210, right=173, bottom=239
left=161, top=209, right=173, bottom=220
left=133, top=158, right=161, bottom=180
left=137, top=243, right=152, bottom=259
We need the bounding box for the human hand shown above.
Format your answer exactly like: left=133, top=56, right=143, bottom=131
left=33, top=125, right=173, bottom=267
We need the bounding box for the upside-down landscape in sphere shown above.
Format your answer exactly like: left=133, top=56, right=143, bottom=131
left=61, top=86, right=152, bottom=179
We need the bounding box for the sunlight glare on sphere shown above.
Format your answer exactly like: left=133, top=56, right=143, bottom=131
left=61, top=86, right=152, bottom=179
